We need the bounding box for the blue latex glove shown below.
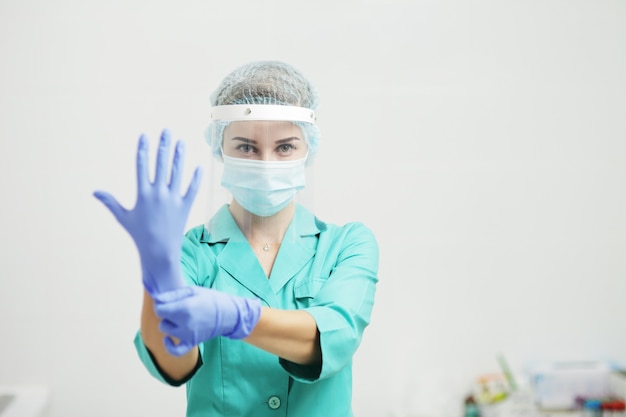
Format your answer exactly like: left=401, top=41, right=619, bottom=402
left=153, top=286, right=262, bottom=356
left=93, top=130, right=202, bottom=295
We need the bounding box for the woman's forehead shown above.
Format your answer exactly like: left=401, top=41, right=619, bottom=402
left=224, top=120, right=303, bottom=139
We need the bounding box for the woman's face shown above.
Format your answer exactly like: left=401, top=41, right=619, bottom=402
left=222, top=121, right=308, bottom=161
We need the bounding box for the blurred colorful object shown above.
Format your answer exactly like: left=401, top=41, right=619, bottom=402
left=473, top=373, right=509, bottom=404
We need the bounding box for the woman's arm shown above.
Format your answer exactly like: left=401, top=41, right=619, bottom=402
left=244, top=307, right=321, bottom=366
left=140, top=290, right=199, bottom=381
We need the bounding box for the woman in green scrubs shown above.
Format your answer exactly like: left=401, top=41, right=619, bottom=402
left=97, top=60, right=378, bottom=417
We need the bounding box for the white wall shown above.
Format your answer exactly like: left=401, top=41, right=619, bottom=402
left=1, top=1, right=624, bottom=416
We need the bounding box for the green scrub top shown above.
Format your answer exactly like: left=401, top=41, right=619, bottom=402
left=135, top=204, right=379, bottom=417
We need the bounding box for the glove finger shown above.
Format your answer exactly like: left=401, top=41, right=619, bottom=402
left=163, top=336, right=193, bottom=357
left=152, top=286, right=195, bottom=305
left=182, top=166, right=203, bottom=209
left=136, top=134, right=150, bottom=194
left=93, top=191, right=128, bottom=225
left=153, top=301, right=177, bottom=319
left=158, top=318, right=180, bottom=336
left=153, top=288, right=196, bottom=320
left=169, top=140, right=185, bottom=192
left=154, top=129, right=172, bottom=186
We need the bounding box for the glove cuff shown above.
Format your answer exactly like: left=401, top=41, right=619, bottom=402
left=225, top=297, right=262, bottom=339
left=141, top=265, right=186, bottom=297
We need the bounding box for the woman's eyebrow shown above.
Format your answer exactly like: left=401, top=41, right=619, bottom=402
left=230, top=137, right=256, bottom=144
left=229, top=136, right=301, bottom=144
left=275, top=137, right=301, bottom=144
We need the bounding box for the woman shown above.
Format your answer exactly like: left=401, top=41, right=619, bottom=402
left=94, top=60, right=379, bottom=416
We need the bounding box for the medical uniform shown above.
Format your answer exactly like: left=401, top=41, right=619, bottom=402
left=135, top=204, right=379, bottom=417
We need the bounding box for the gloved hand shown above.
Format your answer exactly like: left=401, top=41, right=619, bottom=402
left=152, top=286, right=262, bottom=356
left=93, top=130, right=202, bottom=295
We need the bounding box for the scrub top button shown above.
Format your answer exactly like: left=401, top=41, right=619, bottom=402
left=268, top=396, right=281, bottom=410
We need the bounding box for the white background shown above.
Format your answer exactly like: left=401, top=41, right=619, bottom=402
left=0, top=1, right=625, bottom=416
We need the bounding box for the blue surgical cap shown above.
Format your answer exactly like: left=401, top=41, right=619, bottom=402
left=204, top=61, right=321, bottom=163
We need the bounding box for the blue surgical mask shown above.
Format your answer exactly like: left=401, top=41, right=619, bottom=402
left=221, top=154, right=307, bottom=217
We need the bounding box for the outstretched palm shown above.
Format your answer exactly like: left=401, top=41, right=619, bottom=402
left=94, top=129, right=203, bottom=295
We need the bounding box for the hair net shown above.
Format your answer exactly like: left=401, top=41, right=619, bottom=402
left=205, top=61, right=321, bottom=162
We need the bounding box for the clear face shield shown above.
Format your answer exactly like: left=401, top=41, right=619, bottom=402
left=204, top=104, right=318, bottom=227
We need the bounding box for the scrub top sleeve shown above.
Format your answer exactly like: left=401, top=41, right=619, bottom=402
left=290, top=222, right=379, bottom=383
left=278, top=358, right=322, bottom=381
left=134, top=331, right=203, bottom=386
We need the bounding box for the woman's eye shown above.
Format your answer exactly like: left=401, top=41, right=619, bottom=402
left=237, top=144, right=256, bottom=154
left=277, top=143, right=295, bottom=153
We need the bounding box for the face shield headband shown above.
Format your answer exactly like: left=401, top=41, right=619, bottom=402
left=211, top=104, right=316, bottom=124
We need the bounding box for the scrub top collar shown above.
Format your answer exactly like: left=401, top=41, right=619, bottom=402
left=198, top=204, right=324, bottom=300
